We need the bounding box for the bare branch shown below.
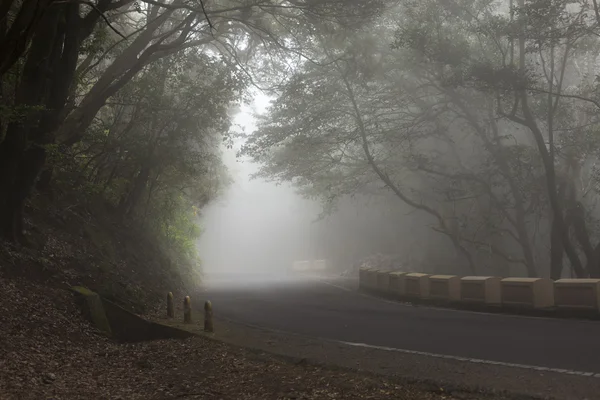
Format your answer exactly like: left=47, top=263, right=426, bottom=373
left=54, top=0, right=128, bottom=39
left=526, top=86, right=600, bottom=109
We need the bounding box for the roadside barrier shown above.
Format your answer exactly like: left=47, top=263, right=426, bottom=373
left=405, top=273, right=430, bottom=299
left=554, top=279, right=600, bottom=311
left=358, top=270, right=600, bottom=316
left=167, top=292, right=174, bottom=318
left=388, top=271, right=407, bottom=296
left=313, top=259, right=328, bottom=271
left=292, top=260, right=311, bottom=272
left=359, top=268, right=379, bottom=290
left=501, top=278, right=554, bottom=309
left=429, top=275, right=460, bottom=301
left=461, top=276, right=501, bottom=304
left=291, top=259, right=329, bottom=273
left=183, top=296, right=192, bottom=323
left=204, top=300, right=214, bottom=332
left=376, top=270, right=391, bottom=292
left=359, top=267, right=369, bottom=289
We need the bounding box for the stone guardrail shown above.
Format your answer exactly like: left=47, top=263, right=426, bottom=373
left=501, top=277, right=554, bottom=309
left=405, top=273, right=430, bottom=299
left=460, top=276, right=501, bottom=305
left=429, top=275, right=461, bottom=301
left=358, top=268, right=600, bottom=315
left=555, top=279, right=600, bottom=310
left=291, top=260, right=329, bottom=273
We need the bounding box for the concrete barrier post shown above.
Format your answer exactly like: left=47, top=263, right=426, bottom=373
left=555, top=279, right=600, bottom=310
left=364, top=268, right=379, bottom=290
left=313, top=259, right=327, bottom=272
left=71, top=286, right=112, bottom=337
left=167, top=292, right=174, bottom=318
left=204, top=300, right=214, bottom=332
left=388, top=272, right=407, bottom=296
left=183, top=296, right=192, bottom=323
left=460, top=276, right=501, bottom=304
left=429, top=275, right=461, bottom=301
left=292, top=260, right=311, bottom=273
left=405, top=273, right=430, bottom=299
left=376, top=270, right=391, bottom=293
left=359, top=267, right=369, bottom=289
left=501, top=278, right=554, bottom=309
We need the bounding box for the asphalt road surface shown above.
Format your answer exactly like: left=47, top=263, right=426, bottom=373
left=201, top=273, right=600, bottom=374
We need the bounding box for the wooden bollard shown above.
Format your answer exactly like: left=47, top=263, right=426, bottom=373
left=167, top=292, right=174, bottom=318
left=183, top=296, right=192, bottom=323
left=204, top=300, right=213, bottom=332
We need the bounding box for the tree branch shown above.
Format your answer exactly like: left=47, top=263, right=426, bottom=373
left=525, top=87, right=600, bottom=109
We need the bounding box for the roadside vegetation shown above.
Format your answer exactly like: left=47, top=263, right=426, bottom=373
left=245, top=0, right=600, bottom=279
left=0, top=0, right=382, bottom=308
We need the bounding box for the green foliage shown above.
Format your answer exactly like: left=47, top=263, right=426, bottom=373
left=246, top=0, right=600, bottom=277
left=47, top=48, right=243, bottom=281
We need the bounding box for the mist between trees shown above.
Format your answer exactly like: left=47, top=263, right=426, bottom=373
left=2, top=0, right=600, bottom=280
left=241, top=0, right=600, bottom=279
left=0, top=0, right=383, bottom=282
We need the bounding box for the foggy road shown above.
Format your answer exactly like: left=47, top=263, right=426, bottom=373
left=201, top=274, right=600, bottom=374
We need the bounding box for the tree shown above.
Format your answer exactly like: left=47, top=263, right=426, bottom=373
left=0, top=0, right=385, bottom=242
left=0, top=0, right=131, bottom=241
left=396, top=0, right=600, bottom=277
left=243, top=16, right=550, bottom=276
left=50, top=48, right=240, bottom=268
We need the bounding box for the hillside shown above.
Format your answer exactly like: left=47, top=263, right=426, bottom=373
left=0, top=193, right=199, bottom=315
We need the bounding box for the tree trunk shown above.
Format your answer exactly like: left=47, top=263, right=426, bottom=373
left=119, top=165, right=151, bottom=217
left=0, top=2, right=111, bottom=241
left=570, top=202, right=600, bottom=277
left=36, top=167, right=54, bottom=193
left=550, top=214, right=565, bottom=279
left=0, top=5, right=62, bottom=241
left=0, top=0, right=51, bottom=79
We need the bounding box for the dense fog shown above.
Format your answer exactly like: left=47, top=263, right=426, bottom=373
left=197, top=97, right=320, bottom=276
left=197, top=98, right=517, bottom=279
left=194, top=0, right=600, bottom=281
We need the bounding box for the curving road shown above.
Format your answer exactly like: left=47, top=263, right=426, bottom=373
left=201, top=273, right=600, bottom=375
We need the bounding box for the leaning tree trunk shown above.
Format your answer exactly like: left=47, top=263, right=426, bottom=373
left=0, top=2, right=96, bottom=242
left=550, top=215, right=565, bottom=279
left=0, top=0, right=52, bottom=79
left=570, top=202, right=600, bottom=278
left=0, top=5, right=62, bottom=241
left=119, top=165, right=151, bottom=217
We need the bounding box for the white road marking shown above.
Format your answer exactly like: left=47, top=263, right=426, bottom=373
left=338, top=341, right=600, bottom=378
left=208, top=275, right=600, bottom=378
left=310, top=277, right=354, bottom=292
left=218, top=313, right=600, bottom=379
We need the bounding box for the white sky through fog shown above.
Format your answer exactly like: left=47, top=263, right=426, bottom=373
left=196, top=93, right=319, bottom=275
